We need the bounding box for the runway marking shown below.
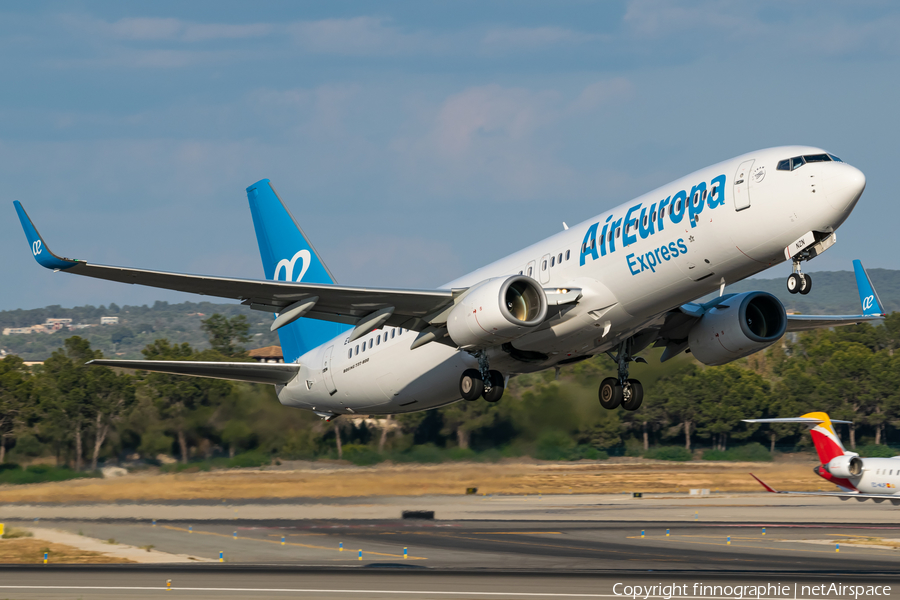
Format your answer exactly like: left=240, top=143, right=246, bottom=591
left=161, top=526, right=425, bottom=560
left=470, top=532, right=563, bottom=535
left=624, top=535, right=898, bottom=556
left=0, top=586, right=819, bottom=598
left=416, top=532, right=686, bottom=562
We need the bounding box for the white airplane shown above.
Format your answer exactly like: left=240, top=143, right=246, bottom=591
left=14, top=146, right=882, bottom=420
left=745, top=412, right=900, bottom=505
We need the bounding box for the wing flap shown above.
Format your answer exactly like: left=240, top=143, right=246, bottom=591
left=88, top=359, right=302, bottom=385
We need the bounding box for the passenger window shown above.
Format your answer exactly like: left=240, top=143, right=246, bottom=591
left=376, top=336, right=380, bottom=346
left=558, top=253, right=563, bottom=264
left=355, top=345, right=359, bottom=355
left=651, top=211, right=656, bottom=221
left=369, top=339, right=373, bottom=349
left=790, top=156, right=805, bottom=170
left=361, top=342, right=365, bottom=353
left=348, top=349, right=352, bottom=359
left=702, top=190, right=707, bottom=201
left=777, top=159, right=791, bottom=171
left=391, top=329, right=395, bottom=339
left=527, top=266, right=533, bottom=276
left=542, top=260, right=547, bottom=270
left=616, top=227, right=621, bottom=239
left=550, top=256, right=555, bottom=267
left=565, top=250, right=570, bottom=261
left=398, top=329, right=403, bottom=335
left=642, top=215, right=648, bottom=227
left=591, top=239, right=595, bottom=249
left=518, top=270, right=523, bottom=275
left=675, top=200, right=682, bottom=212
left=608, top=229, right=613, bottom=242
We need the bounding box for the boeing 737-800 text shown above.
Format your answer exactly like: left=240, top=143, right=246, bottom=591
left=14, top=146, right=881, bottom=419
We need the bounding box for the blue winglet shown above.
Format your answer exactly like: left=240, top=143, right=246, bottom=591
left=13, top=201, right=79, bottom=270
left=853, top=259, right=885, bottom=316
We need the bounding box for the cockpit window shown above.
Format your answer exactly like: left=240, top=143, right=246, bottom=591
left=777, top=159, right=790, bottom=171
left=829, top=154, right=843, bottom=162
left=804, top=154, right=831, bottom=163
left=790, top=156, right=806, bottom=170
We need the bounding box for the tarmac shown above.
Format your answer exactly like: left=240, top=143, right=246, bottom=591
left=2, top=492, right=900, bottom=522
left=2, top=494, right=899, bottom=599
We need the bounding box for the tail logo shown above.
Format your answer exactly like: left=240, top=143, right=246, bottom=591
left=32, top=240, right=42, bottom=256
left=863, top=295, right=874, bottom=311
left=274, top=250, right=311, bottom=282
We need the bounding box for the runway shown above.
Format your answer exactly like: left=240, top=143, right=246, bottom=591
left=0, top=566, right=896, bottom=599
left=4, top=492, right=900, bottom=523
left=11, top=519, right=900, bottom=571
left=4, top=497, right=900, bottom=598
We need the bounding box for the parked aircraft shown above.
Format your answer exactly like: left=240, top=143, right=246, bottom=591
left=14, top=146, right=883, bottom=419
left=746, top=412, right=900, bottom=505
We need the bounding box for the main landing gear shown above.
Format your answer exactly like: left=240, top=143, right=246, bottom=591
left=459, top=351, right=505, bottom=403
left=786, top=261, right=812, bottom=296
left=599, top=339, right=645, bottom=411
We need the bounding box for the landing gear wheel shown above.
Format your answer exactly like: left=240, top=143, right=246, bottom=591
left=622, top=379, right=644, bottom=411
left=599, top=377, right=623, bottom=410
left=786, top=273, right=802, bottom=294
left=799, top=273, right=813, bottom=295
left=482, top=371, right=505, bottom=403
left=459, top=369, right=484, bottom=401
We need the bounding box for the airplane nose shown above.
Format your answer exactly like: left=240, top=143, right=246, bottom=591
left=827, top=164, right=866, bottom=213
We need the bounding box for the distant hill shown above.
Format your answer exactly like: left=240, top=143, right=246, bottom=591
left=708, top=268, right=899, bottom=315
left=2, top=268, right=897, bottom=361
left=0, top=301, right=281, bottom=361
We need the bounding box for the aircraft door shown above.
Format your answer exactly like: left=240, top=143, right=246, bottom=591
left=539, top=254, right=551, bottom=284
left=322, top=345, right=337, bottom=395
left=733, top=159, right=754, bottom=211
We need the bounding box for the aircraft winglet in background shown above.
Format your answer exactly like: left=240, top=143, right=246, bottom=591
left=745, top=413, right=900, bottom=505
left=13, top=147, right=882, bottom=419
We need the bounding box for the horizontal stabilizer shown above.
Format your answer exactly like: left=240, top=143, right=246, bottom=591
left=743, top=417, right=852, bottom=424
left=87, top=359, right=301, bottom=385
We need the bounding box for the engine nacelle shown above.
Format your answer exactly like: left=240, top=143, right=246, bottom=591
left=824, top=455, right=863, bottom=478
left=446, top=276, right=548, bottom=349
left=688, top=291, right=787, bottom=366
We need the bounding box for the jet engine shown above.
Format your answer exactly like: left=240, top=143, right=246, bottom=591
left=688, top=291, right=787, bottom=366
left=824, top=454, right=863, bottom=478
left=446, top=276, right=548, bottom=349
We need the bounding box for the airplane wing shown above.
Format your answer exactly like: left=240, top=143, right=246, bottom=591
left=86, top=359, right=302, bottom=385
left=749, top=474, right=900, bottom=505
left=14, top=201, right=455, bottom=333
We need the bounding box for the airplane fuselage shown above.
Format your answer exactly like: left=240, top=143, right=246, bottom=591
left=278, top=146, right=866, bottom=416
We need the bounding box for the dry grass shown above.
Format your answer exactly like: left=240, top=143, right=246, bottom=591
left=0, top=456, right=828, bottom=503
left=0, top=537, right=133, bottom=563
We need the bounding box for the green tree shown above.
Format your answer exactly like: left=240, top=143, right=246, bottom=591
left=0, top=356, right=33, bottom=463
left=201, top=314, right=251, bottom=357
left=41, top=337, right=101, bottom=470
left=439, top=400, right=500, bottom=450
left=86, top=364, right=135, bottom=471
left=141, top=339, right=231, bottom=463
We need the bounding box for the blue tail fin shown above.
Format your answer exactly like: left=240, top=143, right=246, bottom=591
left=246, top=179, right=350, bottom=363
left=853, top=259, right=885, bottom=316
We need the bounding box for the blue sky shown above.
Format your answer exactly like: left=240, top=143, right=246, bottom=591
left=3, top=1, right=899, bottom=311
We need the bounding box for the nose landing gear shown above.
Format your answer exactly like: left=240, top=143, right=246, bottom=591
left=786, top=263, right=812, bottom=295
left=598, top=340, right=645, bottom=411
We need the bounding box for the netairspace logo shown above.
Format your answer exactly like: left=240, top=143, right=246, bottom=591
left=580, top=173, right=726, bottom=276
left=612, top=582, right=892, bottom=600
